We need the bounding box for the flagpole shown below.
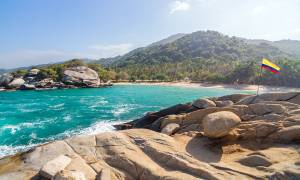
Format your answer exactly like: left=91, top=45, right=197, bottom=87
left=256, top=65, right=263, bottom=95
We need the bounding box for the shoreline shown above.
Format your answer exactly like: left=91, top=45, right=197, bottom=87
left=115, top=81, right=300, bottom=92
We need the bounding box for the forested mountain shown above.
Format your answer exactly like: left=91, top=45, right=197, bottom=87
left=95, top=30, right=300, bottom=87
left=245, top=39, right=300, bottom=57
left=3, top=30, right=300, bottom=87
left=108, top=31, right=294, bottom=67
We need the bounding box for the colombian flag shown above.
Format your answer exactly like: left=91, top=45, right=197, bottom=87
left=261, top=58, right=280, bottom=74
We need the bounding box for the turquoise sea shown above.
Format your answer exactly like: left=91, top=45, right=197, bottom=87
left=0, top=85, right=252, bottom=157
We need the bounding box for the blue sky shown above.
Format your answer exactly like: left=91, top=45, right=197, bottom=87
left=1, top=0, right=300, bottom=68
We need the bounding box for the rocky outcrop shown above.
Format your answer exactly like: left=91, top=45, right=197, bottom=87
left=192, top=98, right=216, bottom=109
left=0, top=73, right=13, bottom=86
left=7, top=78, right=25, bottom=89
left=202, top=111, right=241, bottom=138
left=1, top=92, right=300, bottom=179
left=0, top=66, right=113, bottom=91
left=62, top=66, right=100, bottom=87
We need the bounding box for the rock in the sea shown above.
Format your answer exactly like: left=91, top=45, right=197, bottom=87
left=7, top=78, right=25, bottom=89
left=35, top=78, right=55, bottom=88
left=237, top=155, right=272, bottom=167
left=62, top=66, right=100, bottom=87
left=53, top=170, right=87, bottom=180
left=215, top=100, right=234, bottom=107
left=203, top=111, right=241, bottom=138
left=192, top=98, right=216, bottom=109
left=161, top=123, right=180, bottom=135
left=0, top=73, right=13, bottom=86
left=39, top=155, right=72, bottom=179
left=19, top=84, right=36, bottom=90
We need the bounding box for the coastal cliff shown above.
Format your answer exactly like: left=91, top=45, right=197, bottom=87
left=0, top=92, right=300, bottom=179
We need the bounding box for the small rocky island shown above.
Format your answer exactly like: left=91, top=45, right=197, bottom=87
left=0, top=65, right=112, bottom=91
left=0, top=92, right=299, bottom=179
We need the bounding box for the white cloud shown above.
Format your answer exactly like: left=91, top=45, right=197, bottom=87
left=169, top=1, right=190, bottom=14
left=0, top=43, right=134, bottom=69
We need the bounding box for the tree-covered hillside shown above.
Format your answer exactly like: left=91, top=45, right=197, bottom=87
left=97, top=30, right=299, bottom=87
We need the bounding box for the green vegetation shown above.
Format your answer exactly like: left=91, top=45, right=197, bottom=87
left=9, top=31, right=300, bottom=87
left=102, top=31, right=300, bottom=87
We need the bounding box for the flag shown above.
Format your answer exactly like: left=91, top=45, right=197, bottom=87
left=261, top=58, right=281, bottom=74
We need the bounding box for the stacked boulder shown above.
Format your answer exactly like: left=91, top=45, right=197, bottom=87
left=0, top=66, right=105, bottom=91
left=62, top=66, right=100, bottom=87
left=118, top=92, right=300, bottom=144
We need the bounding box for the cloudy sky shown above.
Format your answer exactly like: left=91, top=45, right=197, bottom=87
left=0, top=0, right=299, bottom=68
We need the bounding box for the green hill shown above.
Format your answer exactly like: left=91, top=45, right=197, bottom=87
left=95, top=30, right=300, bottom=87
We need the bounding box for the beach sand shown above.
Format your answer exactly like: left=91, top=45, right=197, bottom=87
left=115, top=81, right=300, bottom=93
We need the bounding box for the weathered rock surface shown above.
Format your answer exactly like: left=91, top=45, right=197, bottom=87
left=40, top=155, right=72, bottom=179
left=203, top=111, right=241, bottom=138
left=1, top=92, right=300, bottom=179
left=215, top=100, right=234, bottom=107
left=192, top=98, right=216, bottom=109
left=161, top=123, right=180, bottom=135
left=62, top=66, right=100, bottom=87
left=7, top=78, right=25, bottom=88
left=0, top=73, right=13, bottom=86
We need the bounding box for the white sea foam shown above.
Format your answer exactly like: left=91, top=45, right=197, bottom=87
left=0, top=144, right=37, bottom=158
left=112, top=104, right=135, bottom=117
left=0, top=120, right=119, bottom=158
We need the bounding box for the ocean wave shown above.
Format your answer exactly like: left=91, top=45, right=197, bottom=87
left=112, top=104, right=136, bottom=117
left=1, top=122, right=43, bottom=134
left=0, top=143, right=37, bottom=158
left=0, top=120, right=119, bottom=158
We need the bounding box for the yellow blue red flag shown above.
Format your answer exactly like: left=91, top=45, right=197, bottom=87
left=261, top=58, right=281, bottom=74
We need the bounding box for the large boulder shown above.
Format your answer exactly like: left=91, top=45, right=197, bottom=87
left=203, top=111, right=241, bottom=138
left=0, top=73, right=13, bottom=86
left=7, top=78, right=25, bottom=88
left=62, top=66, right=100, bottom=87
left=192, top=98, right=216, bottom=109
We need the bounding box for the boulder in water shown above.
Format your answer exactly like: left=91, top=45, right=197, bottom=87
left=62, top=66, right=100, bottom=87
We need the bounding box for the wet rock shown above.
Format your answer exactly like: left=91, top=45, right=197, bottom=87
left=161, top=123, right=180, bottom=135
left=39, top=155, right=72, bottom=179
left=192, top=98, right=216, bottom=109
left=203, top=111, right=241, bottom=138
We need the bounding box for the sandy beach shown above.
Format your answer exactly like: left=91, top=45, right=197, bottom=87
left=115, top=81, right=300, bottom=93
